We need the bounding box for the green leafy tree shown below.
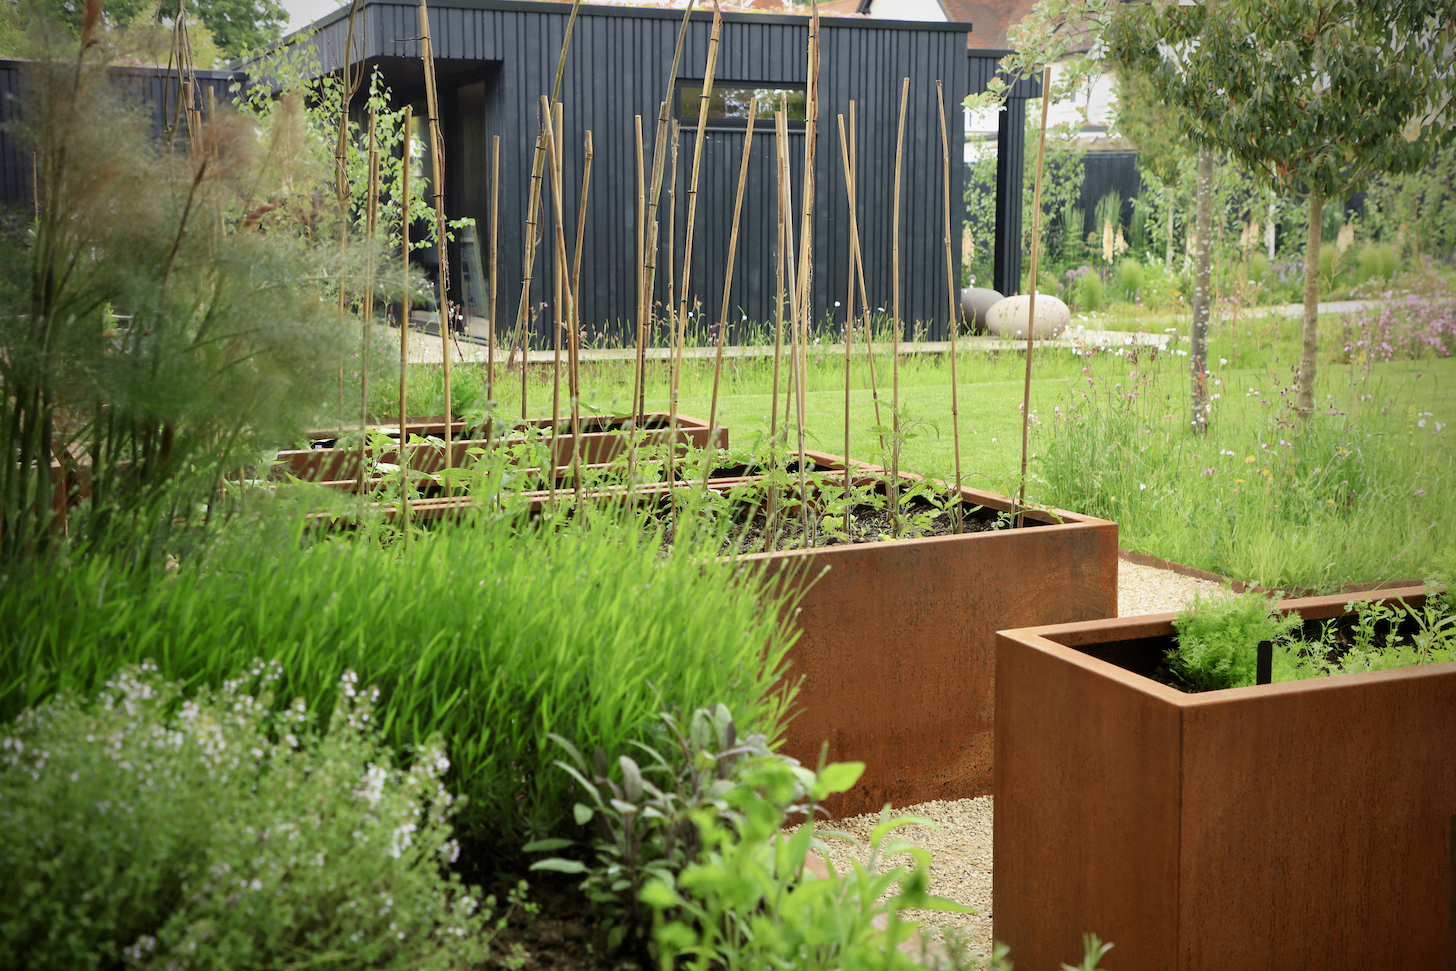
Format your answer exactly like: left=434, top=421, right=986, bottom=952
left=964, top=0, right=1222, bottom=433
left=1108, top=0, right=1456, bottom=417
left=27, top=0, right=286, bottom=59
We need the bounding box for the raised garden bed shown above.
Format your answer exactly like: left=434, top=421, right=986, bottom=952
left=992, top=586, right=1455, bottom=970
left=275, top=413, right=725, bottom=482
left=737, top=456, right=1119, bottom=818
left=310, top=446, right=1119, bottom=820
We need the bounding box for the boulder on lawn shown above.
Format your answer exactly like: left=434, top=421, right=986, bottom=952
left=960, top=287, right=1004, bottom=334
left=985, top=294, right=1070, bottom=340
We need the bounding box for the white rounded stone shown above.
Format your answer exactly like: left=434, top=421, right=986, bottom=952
left=984, top=293, right=1070, bottom=340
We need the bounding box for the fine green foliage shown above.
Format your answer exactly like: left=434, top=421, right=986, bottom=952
left=0, top=661, right=514, bottom=971
left=1357, top=243, right=1401, bottom=285
left=1107, top=2, right=1453, bottom=204
left=0, top=513, right=801, bottom=857
left=1, top=30, right=342, bottom=563
left=1169, top=592, right=1303, bottom=691
left=21, top=0, right=288, bottom=59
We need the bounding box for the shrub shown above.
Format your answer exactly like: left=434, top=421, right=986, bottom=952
left=531, top=704, right=975, bottom=970
left=1357, top=242, right=1401, bottom=283
left=1072, top=271, right=1104, bottom=311
left=1248, top=251, right=1271, bottom=284
left=1116, top=259, right=1145, bottom=300
left=0, top=662, right=511, bottom=971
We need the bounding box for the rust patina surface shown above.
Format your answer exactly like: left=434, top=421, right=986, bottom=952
left=994, top=588, right=1456, bottom=971
left=739, top=456, right=1119, bottom=817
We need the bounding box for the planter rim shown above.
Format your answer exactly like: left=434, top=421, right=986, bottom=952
left=997, top=583, right=1448, bottom=705
left=731, top=449, right=1113, bottom=564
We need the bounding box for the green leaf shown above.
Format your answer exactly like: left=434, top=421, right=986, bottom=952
left=573, top=803, right=594, bottom=826
left=639, top=879, right=680, bottom=910
left=523, top=837, right=575, bottom=852
left=529, top=858, right=588, bottom=874
left=813, top=761, right=864, bottom=798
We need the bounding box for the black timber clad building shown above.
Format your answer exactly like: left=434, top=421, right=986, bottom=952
left=0, top=2, right=1041, bottom=343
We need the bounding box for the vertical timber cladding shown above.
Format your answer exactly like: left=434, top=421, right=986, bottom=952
left=306, top=1, right=970, bottom=346
left=0, top=59, right=246, bottom=208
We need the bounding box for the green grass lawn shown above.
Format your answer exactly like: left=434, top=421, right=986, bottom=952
left=362, top=290, right=1454, bottom=590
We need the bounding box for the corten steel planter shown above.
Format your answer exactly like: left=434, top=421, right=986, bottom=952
left=275, top=413, right=724, bottom=482
left=736, top=455, right=1118, bottom=818
left=993, top=587, right=1455, bottom=971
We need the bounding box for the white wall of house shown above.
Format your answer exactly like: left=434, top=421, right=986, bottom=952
left=869, top=0, right=948, bottom=21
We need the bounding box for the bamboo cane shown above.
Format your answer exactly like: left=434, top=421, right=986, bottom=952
left=672, top=0, right=724, bottom=502
left=417, top=0, right=454, bottom=495
left=506, top=0, right=585, bottom=370
left=520, top=131, right=545, bottom=421
left=359, top=106, right=378, bottom=501
left=836, top=112, right=853, bottom=537
left=936, top=80, right=964, bottom=533
left=1016, top=67, right=1052, bottom=528
left=766, top=109, right=788, bottom=539
left=487, top=134, right=499, bottom=450
left=846, top=102, right=883, bottom=449
left=889, top=76, right=908, bottom=534
left=569, top=130, right=593, bottom=507
left=703, top=95, right=757, bottom=489
left=399, top=105, right=413, bottom=537
left=666, top=119, right=679, bottom=411
left=795, top=0, right=820, bottom=403
left=633, top=114, right=647, bottom=424
left=775, top=109, right=809, bottom=545
left=544, top=100, right=568, bottom=512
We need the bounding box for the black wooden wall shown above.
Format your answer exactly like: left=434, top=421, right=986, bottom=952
left=0, top=59, right=245, bottom=209
left=302, top=0, right=971, bottom=343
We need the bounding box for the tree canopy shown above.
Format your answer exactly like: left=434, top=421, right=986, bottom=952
left=34, top=0, right=287, bottom=60
left=1106, top=0, right=1455, bottom=202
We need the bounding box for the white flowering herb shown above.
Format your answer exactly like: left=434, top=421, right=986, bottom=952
left=0, top=664, right=522, bottom=971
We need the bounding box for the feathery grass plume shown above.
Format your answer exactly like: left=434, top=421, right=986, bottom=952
left=1, top=18, right=345, bottom=564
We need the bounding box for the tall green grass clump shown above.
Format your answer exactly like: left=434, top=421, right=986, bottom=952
left=0, top=511, right=801, bottom=861
left=1072, top=271, right=1105, bottom=311
left=1358, top=242, right=1401, bottom=283
left=1116, top=259, right=1145, bottom=300
left=1035, top=345, right=1455, bottom=590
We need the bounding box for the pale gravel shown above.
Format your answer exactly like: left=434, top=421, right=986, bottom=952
left=796, top=556, right=1245, bottom=960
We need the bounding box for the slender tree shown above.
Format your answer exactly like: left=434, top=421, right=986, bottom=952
left=1109, top=0, right=1455, bottom=417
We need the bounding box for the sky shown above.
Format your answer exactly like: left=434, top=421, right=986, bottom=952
left=281, top=0, right=350, bottom=36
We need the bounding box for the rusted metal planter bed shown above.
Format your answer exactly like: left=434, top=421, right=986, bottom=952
left=745, top=462, right=1118, bottom=818
left=993, top=586, right=1454, bottom=971
left=275, top=413, right=724, bottom=482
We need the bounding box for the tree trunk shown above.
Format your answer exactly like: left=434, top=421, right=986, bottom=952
left=1165, top=203, right=1174, bottom=273
left=1297, top=190, right=1322, bottom=417
left=1189, top=145, right=1213, bottom=434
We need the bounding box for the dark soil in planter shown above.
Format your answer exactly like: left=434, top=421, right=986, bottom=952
left=485, top=874, right=641, bottom=971
left=655, top=498, right=1037, bottom=553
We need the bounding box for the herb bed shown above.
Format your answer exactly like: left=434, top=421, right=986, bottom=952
left=993, top=585, right=1456, bottom=970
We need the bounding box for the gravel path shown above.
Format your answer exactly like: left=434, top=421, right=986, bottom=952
left=804, top=555, right=1243, bottom=960
left=1116, top=554, right=1238, bottom=617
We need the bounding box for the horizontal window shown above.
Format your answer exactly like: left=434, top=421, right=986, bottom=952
left=677, top=83, right=807, bottom=124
